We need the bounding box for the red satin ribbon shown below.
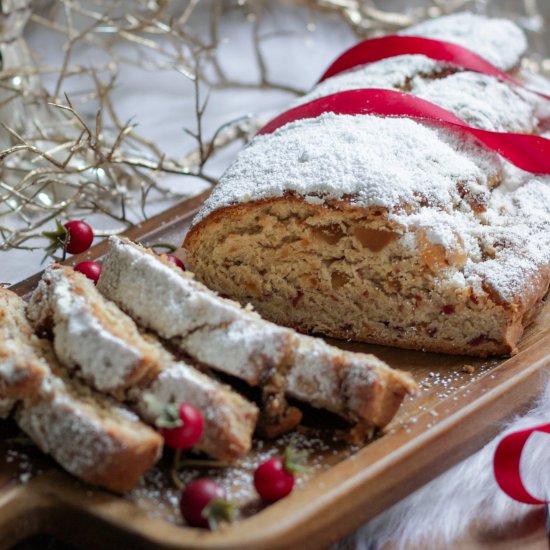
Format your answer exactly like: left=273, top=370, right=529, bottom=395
left=258, top=88, right=550, bottom=174
left=494, top=422, right=550, bottom=504
left=319, top=35, right=550, bottom=101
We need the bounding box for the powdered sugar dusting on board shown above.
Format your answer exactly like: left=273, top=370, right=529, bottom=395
left=128, top=431, right=350, bottom=526
left=400, top=12, right=527, bottom=71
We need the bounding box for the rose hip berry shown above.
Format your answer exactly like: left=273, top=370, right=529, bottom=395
left=180, top=478, right=231, bottom=529
left=254, top=456, right=295, bottom=502
left=253, top=445, right=309, bottom=503
left=163, top=253, right=185, bottom=270
left=161, top=403, right=204, bottom=450
left=63, top=220, right=94, bottom=254
left=74, top=261, right=102, bottom=285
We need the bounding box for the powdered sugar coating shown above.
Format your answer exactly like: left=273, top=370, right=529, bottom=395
left=134, top=363, right=243, bottom=424
left=288, top=337, right=384, bottom=418
left=17, top=377, right=119, bottom=478
left=400, top=12, right=527, bottom=71
left=414, top=72, right=537, bottom=132
left=17, top=372, right=161, bottom=488
left=299, top=66, right=539, bottom=133
left=299, top=54, right=444, bottom=102
left=194, top=112, right=498, bottom=224
left=182, top=318, right=292, bottom=385
left=99, top=238, right=258, bottom=338
left=465, top=176, right=550, bottom=300
left=0, top=356, right=27, bottom=385
left=0, top=289, right=49, bottom=399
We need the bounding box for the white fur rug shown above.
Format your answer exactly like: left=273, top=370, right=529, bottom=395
left=338, top=378, right=550, bottom=549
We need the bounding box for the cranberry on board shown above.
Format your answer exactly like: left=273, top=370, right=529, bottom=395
left=74, top=261, right=102, bottom=285
left=254, top=456, right=295, bottom=502
left=180, top=478, right=228, bottom=528
left=63, top=220, right=94, bottom=254
left=162, top=253, right=185, bottom=270
left=161, top=403, right=204, bottom=450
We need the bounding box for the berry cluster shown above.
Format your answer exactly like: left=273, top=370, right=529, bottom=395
left=44, top=220, right=185, bottom=285
left=43, top=219, right=103, bottom=284
left=150, top=398, right=307, bottom=529
left=179, top=448, right=306, bottom=529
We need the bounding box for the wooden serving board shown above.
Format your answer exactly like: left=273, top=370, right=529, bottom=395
left=4, top=190, right=550, bottom=549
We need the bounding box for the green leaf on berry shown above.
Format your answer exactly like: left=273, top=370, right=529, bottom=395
left=42, top=219, right=70, bottom=260
left=282, top=443, right=311, bottom=475
left=143, top=394, right=183, bottom=429
left=202, top=498, right=234, bottom=530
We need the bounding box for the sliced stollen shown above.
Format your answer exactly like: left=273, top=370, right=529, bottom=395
left=29, top=265, right=258, bottom=461
left=0, top=288, right=162, bottom=493
left=288, top=338, right=412, bottom=430
left=183, top=13, right=550, bottom=357
left=0, top=287, right=49, bottom=405
left=0, top=399, right=15, bottom=419
left=98, top=237, right=417, bottom=434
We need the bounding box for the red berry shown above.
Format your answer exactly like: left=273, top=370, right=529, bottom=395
left=63, top=220, right=94, bottom=254
left=254, top=456, right=295, bottom=502
left=74, top=261, right=102, bottom=285
left=161, top=403, right=204, bottom=450
left=163, top=253, right=185, bottom=270
left=180, top=478, right=225, bottom=528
